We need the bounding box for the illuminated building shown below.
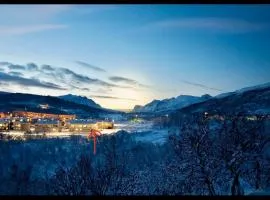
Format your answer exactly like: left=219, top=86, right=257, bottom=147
left=34, top=120, right=59, bottom=133
left=12, top=111, right=75, bottom=121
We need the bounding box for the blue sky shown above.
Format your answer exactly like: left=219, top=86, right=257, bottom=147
left=0, top=5, right=270, bottom=109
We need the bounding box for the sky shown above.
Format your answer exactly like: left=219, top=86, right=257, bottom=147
left=0, top=5, right=270, bottom=110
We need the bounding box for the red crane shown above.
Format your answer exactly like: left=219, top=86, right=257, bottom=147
left=87, top=129, right=102, bottom=155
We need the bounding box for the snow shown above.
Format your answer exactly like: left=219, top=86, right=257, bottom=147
left=239, top=178, right=254, bottom=195
left=134, top=129, right=168, bottom=144
left=215, top=82, right=270, bottom=99
left=248, top=190, right=270, bottom=195
left=133, top=95, right=211, bottom=113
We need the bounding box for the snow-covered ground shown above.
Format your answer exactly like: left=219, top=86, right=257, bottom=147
left=134, top=129, right=168, bottom=144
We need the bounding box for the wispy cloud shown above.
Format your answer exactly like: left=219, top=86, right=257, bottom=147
left=41, top=64, right=55, bottom=71
left=26, top=63, right=39, bottom=71
left=0, top=5, right=72, bottom=24
left=149, top=17, right=269, bottom=34
left=0, top=5, right=70, bottom=36
left=58, top=67, right=119, bottom=88
left=81, top=88, right=90, bottom=92
left=8, top=64, right=26, bottom=70
left=0, top=24, right=68, bottom=36
left=109, top=76, right=150, bottom=88
left=0, top=72, right=67, bottom=90
left=94, top=88, right=113, bottom=94
left=75, top=61, right=106, bottom=72
left=70, top=85, right=90, bottom=92
left=1, top=60, right=134, bottom=92
left=8, top=71, right=23, bottom=77
left=0, top=61, right=12, bottom=66
left=180, top=79, right=224, bottom=92
left=91, top=95, right=138, bottom=101
left=1, top=60, right=139, bottom=96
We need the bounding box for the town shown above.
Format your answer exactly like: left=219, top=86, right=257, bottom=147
left=0, top=109, right=114, bottom=134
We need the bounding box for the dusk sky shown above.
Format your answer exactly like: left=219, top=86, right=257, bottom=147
left=0, top=5, right=270, bottom=110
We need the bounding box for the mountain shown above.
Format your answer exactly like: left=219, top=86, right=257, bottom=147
left=0, top=92, right=112, bottom=118
left=174, top=82, right=270, bottom=116
left=133, top=94, right=212, bottom=113
left=58, top=94, right=101, bottom=109
left=215, top=82, right=270, bottom=99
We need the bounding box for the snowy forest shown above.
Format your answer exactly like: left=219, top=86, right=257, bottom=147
left=0, top=114, right=269, bottom=195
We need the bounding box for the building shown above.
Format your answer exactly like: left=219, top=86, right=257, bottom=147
left=0, top=112, right=11, bottom=119
left=12, top=111, right=75, bottom=121
left=0, top=112, right=5, bottom=118
left=68, top=119, right=98, bottom=132
left=96, top=121, right=114, bottom=129
left=0, top=119, right=9, bottom=131
left=58, top=114, right=76, bottom=121
left=34, top=120, right=59, bottom=133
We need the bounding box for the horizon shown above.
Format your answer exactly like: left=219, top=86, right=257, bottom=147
left=0, top=5, right=270, bottom=109
left=1, top=80, right=269, bottom=111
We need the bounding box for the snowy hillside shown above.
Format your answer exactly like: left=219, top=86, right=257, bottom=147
left=215, top=82, right=270, bottom=99
left=133, top=94, right=211, bottom=113
left=174, top=83, right=270, bottom=115
left=58, top=94, right=101, bottom=109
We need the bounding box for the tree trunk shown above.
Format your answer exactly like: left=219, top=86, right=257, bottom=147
left=205, top=177, right=215, bottom=196
left=231, top=173, right=243, bottom=195
left=255, top=160, right=261, bottom=190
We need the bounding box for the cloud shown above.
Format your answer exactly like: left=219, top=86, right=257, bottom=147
left=82, top=88, right=90, bottom=92
left=26, top=63, right=39, bottom=71
left=91, top=95, right=138, bottom=101
left=41, top=64, right=55, bottom=71
left=75, top=61, right=106, bottom=72
left=58, top=67, right=131, bottom=88
left=1, top=60, right=134, bottom=93
left=0, top=81, right=9, bottom=86
left=0, top=72, right=67, bottom=90
left=0, top=5, right=72, bottom=24
left=0, top=24, right=68, bottom=36
left=94, top=88, right=113, bottom=93
left=180, top=80, right=224, bottom=92
left=109, top=76, right=137, bottom=84
left=0, top=68, right=4, bottom=72
left=70, top=85, right=90, bottom=92
left=109, top=76, right=150, bottom=88
left=8, top=71, right=23, bottom=77
left=0, top=61, right=12, bottom=66
left=8, top=64, right=26, bottom=70
left=151, top=17, right=269, bottom=34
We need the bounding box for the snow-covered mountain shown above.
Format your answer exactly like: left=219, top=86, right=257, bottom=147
left=176, top=82, right=270, bottom=115
left=215, top=82, right=270, bottom=99
left=58, top=94, right=101, bottom=109
left=133, top=94, right=212, bottom=113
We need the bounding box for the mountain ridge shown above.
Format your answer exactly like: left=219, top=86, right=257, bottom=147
left=133, top=94, right=212, bottom=113
left=58, top=94, right=102, bottom=109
